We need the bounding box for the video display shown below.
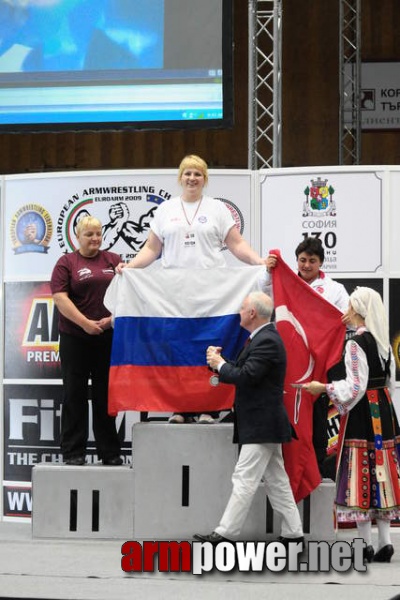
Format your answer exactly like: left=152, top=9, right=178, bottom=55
left=0, top=0, right=232, bottom=131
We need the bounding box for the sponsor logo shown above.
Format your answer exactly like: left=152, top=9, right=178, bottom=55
left=10, top=204, right=53, bottom=254
left=22, top=290, right=59, bottom=362
left=4, top=282, right=61, bottom=378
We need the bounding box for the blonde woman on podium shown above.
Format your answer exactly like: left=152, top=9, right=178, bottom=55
left=51, top=216, right=122, bottom=466
left=117, top=154, right=267, bottom=424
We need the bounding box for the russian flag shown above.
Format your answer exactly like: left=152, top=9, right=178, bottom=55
left=104, top=264, right=266, bottom=415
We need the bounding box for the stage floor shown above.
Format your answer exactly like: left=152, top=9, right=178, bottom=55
left=1, top=521, right=400, bottom=600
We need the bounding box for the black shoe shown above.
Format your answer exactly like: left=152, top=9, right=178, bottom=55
left=103, top=456, right=123, bottom=466
left=363, top=545, right=375, bottom=563
left=373, top=544, right=394, bottom=563
left=220, top=411, right=234, bottom=423
left=65, top=456, right=85, bottom=466
left=193, top=531, right=232, bottom=544
left=277, top=535, right=305, bottom=549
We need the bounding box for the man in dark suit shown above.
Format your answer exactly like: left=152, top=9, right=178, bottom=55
left=194, top=291, right=304, bottom=547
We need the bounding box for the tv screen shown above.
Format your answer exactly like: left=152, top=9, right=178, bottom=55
left=0, top=0, right=233, bottom=133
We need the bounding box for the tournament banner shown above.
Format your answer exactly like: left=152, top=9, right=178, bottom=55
left=260, top=168, right=383, bottom=274
left=3, top=170, right=252, bottom=280
left=271, top=251, right=346, bottom=502
left=3, top=171, right=178, bottom=279
left=105, top=265, right=266, bottom=415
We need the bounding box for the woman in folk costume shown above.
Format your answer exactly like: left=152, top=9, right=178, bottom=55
left=305, top=287, right=400, bottom=563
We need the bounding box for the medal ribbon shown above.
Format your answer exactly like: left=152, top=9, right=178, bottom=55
left=181, top=197, right=203, bottom=226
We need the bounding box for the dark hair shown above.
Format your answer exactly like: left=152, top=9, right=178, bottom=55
left=295, top=237, right=324, bottom=262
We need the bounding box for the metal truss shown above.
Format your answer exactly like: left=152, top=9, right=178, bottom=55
left=248, top=0, right=282, bottom=169
left=339, top=0, right=362, bottom=164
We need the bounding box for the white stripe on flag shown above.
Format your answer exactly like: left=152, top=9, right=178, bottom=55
left=104, top=264, right=267, bottom=319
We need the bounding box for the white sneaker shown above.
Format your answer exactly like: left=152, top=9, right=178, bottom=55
left=168, top=414, right=185, bottom=424
left=198, top=414, right=215, bottom=424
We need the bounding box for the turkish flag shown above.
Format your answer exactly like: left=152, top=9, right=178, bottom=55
left=270, top=250, right=346, bottom=502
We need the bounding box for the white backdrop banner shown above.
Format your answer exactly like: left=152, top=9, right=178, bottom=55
left=260, top=168, right=383, bottom=273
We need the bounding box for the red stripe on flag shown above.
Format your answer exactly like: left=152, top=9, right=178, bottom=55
left=108, top=364, right=235, bottom=415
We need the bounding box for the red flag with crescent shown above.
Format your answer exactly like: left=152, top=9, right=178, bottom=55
left=270, top=249, right=346, bottom=502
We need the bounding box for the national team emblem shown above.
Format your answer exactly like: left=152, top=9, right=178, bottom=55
left=303, top=177, right=336, bottom=217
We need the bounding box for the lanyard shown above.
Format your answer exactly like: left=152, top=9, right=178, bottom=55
left=180, top=197, right=203, bottom=226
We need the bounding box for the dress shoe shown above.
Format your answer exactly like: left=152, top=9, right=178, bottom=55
left=65, top=456, right=85, bottom=466
left=193, top=531, right=232, bottom=544
left=276, top=535, right=305, bottom=549
left=373, top=544, right=394, bottom=563
left=103, top=456, right=123, bottom=466
left=363, top=545, right=375, bottom=563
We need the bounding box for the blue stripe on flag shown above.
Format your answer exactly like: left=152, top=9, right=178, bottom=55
left=111, top=314, right=247, bottom=367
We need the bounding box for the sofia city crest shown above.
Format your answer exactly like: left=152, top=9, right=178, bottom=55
left=303, top=177, right=336, bottom=217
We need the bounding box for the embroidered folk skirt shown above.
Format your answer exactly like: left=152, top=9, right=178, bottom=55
left=335, top=388, right=400, bottom=522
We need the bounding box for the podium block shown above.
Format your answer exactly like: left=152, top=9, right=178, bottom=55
left=133, top=422, right=237, bottom=539
left=32, top=463, right=134, bottom=539
left=133, top=423, right=336, bottom=541
left=241, top=480, right=335, bottom=541
left=31, top=426, right=336, bottom=542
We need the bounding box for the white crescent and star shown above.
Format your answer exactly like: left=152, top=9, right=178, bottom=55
left=275, top=304, right=315, bottom=382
